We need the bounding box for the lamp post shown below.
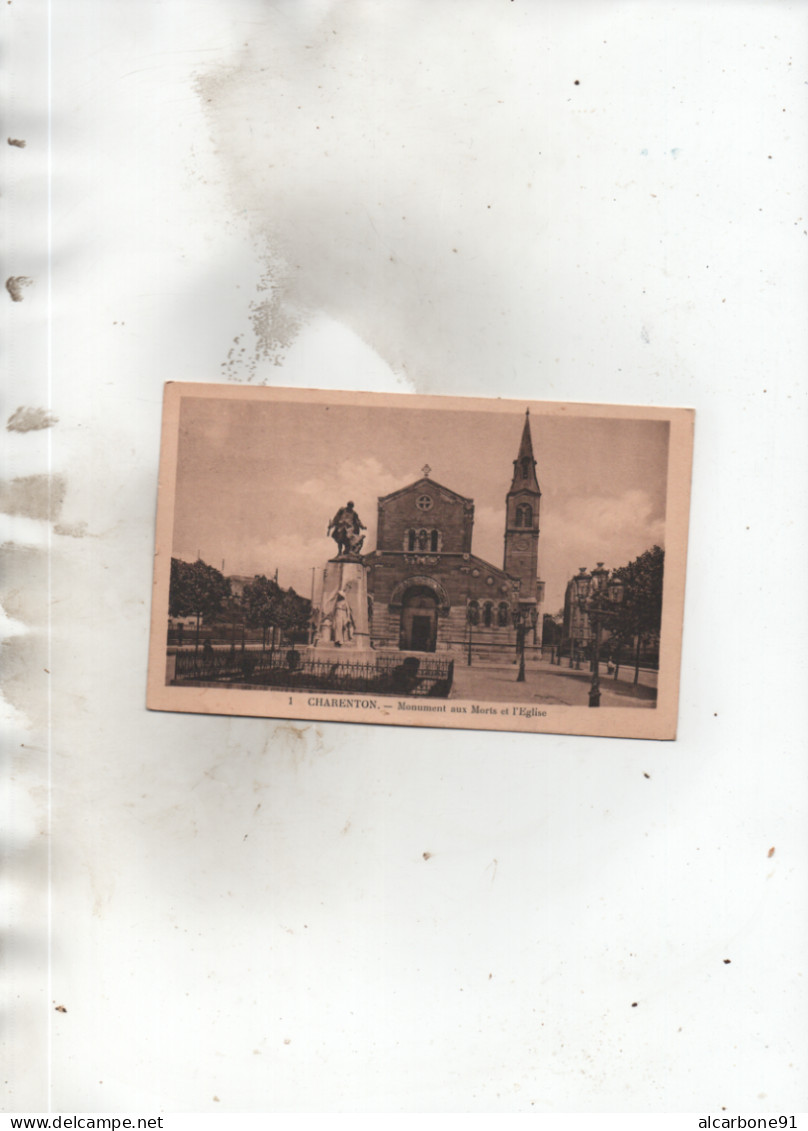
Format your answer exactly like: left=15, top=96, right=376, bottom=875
left=466, top=599, right=477, bottom=666
left=570, top=567, right=590, bottom=670
left=574, top=563, right=623, bottom=708
left=512, top=603, right=538, bottom=683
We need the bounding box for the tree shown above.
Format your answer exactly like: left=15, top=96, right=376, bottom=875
left=240, top=576, right=313, bottom=656
left=541, top=612, right=563, bottom=649
left=241, top=575, right=283, bottom=652
left=610, top=546, right=665, bottom=684
left=274, top=587, right=311, bottom=642
left=169, top=558, right=232, bottom=653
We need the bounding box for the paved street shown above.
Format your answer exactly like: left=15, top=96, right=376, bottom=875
left=168, top=644, right=657, bottom=708
left=450, top=656, right=657, bottom=708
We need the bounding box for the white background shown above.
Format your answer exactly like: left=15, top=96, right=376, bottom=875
left=2, top=0, right=807, bottom=1115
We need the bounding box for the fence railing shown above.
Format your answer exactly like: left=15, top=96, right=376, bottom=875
left=173, top=649, right=454, bottom=698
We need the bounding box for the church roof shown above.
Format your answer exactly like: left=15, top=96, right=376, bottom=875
left=377, top=475, right=472, bottom=507
left=465, top=553, right=520, bottom=586
left=509, top=409, right=541, bottom=494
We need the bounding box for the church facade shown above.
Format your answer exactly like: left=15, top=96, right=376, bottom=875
left=364, top=411, right=544, bottom=654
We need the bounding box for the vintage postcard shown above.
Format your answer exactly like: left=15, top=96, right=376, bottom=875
left=147, top=384, right=693, bottom=739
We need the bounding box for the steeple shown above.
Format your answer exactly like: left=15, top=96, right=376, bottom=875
left=510, top=408, right=541, bottom=495
left=503, top=410, right=542, bottom=605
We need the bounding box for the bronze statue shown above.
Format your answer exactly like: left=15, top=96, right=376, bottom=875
left=327, top=501, right=366, bottom=557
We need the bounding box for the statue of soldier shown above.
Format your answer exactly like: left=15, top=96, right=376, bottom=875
left=327, top=500, right=366, bottom=557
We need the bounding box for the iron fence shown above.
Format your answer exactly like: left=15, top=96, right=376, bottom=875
left=172, top=649, right=454, bottom=698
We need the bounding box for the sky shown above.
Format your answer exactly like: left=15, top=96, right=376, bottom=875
left=172, top=394, right=668, bottom=613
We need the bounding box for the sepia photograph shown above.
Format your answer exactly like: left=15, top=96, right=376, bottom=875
left=147, top=384, right=693, bottom=739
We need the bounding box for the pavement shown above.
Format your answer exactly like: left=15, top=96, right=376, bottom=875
left=449, top=657, right=657, bottom=709
left=168, top=645, right=658, bottom=709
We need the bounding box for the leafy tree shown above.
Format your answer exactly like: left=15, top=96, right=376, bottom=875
left=241, top=575, right=283, bottom=652
left=541, top=612, right=563, bottom=648
left=610, top=545, right=665, bottom=684
left=169, top=558, right=231, bottom=652
left=274, top=587, right=311, bottom=640
left=240, top=577, right=313, bottom=654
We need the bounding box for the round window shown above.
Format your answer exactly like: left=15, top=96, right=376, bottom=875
left=416, top=494, right=433, bottom=511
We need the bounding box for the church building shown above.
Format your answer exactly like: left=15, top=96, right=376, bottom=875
left=364, top=411, right=544, bottom=654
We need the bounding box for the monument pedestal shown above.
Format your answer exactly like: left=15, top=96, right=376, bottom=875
left=314, top=556, right=370, bottom=649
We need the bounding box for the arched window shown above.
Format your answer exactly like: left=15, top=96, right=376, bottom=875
left=483, top=602, right=493, bottom=627
left=418, top=529, right=429, bottom=551
left=515, top=503, right=532, bottom=527
left=521, top=456, right=531, bottom=479
left=430, top=529, right=439, bottom=552
left=407, top=529, right=416, bottom=551
left=467, top=600, right=480, bottom=626
left=498, top=602, right=510, bottom=627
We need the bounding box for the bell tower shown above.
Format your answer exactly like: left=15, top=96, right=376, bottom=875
left=503, top=409, right=541, bottom=602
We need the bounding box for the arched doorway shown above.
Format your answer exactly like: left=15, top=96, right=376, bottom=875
left=399, top=587, right=438, bottom=652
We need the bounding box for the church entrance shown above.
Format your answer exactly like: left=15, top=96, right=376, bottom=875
left=400, top=587, right=438, bottom=652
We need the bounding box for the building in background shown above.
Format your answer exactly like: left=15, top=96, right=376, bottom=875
left=226, top=574, right=256, bottom=599
left=363, top=411, right=544, bottom=654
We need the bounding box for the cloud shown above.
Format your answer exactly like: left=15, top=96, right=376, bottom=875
left=470, top=503, right=507, bottom=570
left=295, top=456, right=404, bottom=549
left=224, top=458, right=405, bottom=593
left=540, top=488, right=665, bottom=613
left=451, top=489, right=665, bottom=614
left=244, top=531, right=326, bottom=597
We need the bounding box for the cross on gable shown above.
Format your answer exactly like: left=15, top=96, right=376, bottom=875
left=421, top=464, right=431, bottom=478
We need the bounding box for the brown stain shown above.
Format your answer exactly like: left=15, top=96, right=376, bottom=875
left=249, top=285, right=303, bottom=371
left=7, top=138, right=26, bottom=148
left=275, top=722, right=308, bottom=742
left=6, top=276, right=33, bottom=302
left=723, top=959, right=731, bottom=964
left=0, top=546, right=51, bottom=724
left=55, top=1005, right=67, bottom=1013
left=422, top=851, right=432, bottom=860
left=0, top=474, right=66, bottom=521
left=767, top=846, right=775, bottom=858
left=6, top=406, right=58, bottom=432
left=53, top=521, right=89, bottom=538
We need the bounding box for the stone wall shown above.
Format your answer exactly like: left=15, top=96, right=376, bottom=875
left=378, top=481, right=473, bottom=555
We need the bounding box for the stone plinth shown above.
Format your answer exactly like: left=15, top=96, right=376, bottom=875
left=313, top=557, right=370, bottom=649
left=298, top=644, right=376, bottom=668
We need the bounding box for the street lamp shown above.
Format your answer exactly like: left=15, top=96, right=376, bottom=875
left=466, top=599, right=478, bottom=666
left=512, top=603, right=538, bottom=683
left=574, top=563, right=623, bottom=708
left=570, top=567, right=590, bottom=670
